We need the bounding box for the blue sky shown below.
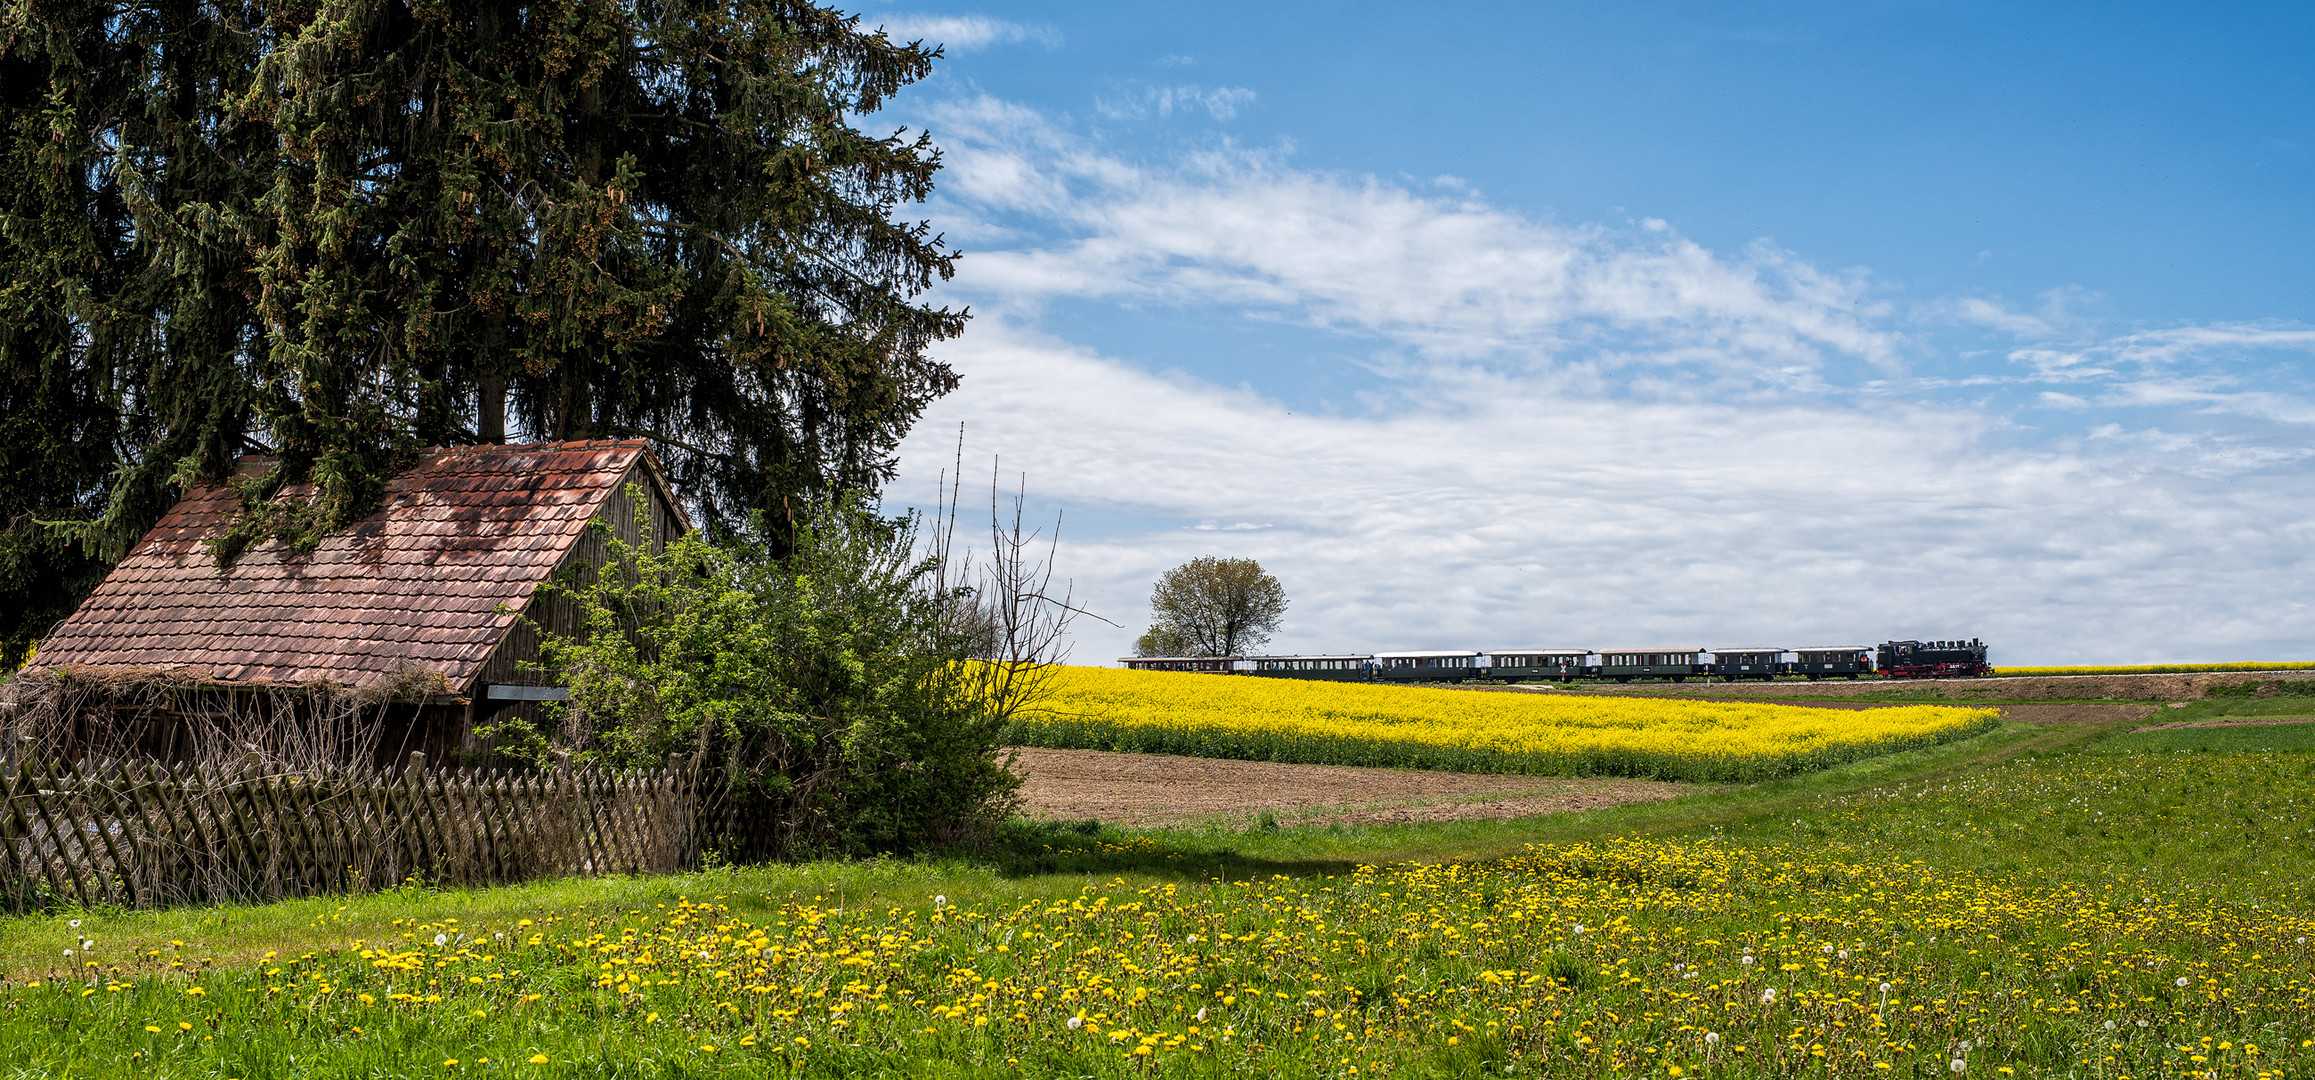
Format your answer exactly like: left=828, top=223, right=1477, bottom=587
left=862, top=2, right=2315, bottom=665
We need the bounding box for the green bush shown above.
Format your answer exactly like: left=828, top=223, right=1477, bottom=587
left=486, top=491, right=1018, bottom=858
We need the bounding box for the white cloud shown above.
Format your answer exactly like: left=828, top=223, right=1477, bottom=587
left=1094, top=83, right=1257, bottom=121
left=892, top=96, right=2315, bottom=665
left=872, top=14, right=1061, bottom=51
left=901, top=319, right=2315, bottom=665
left=925, top=95, right=1901, bottom=381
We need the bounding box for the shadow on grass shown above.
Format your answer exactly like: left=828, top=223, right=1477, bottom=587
left=979, top=818, right=1368, bottom=882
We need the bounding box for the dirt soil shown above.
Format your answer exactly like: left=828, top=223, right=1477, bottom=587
left=1007, top=747, right=1692, bottom=829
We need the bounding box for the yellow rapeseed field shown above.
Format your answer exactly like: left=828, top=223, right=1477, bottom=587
left=1003, top=667, right=1998, bottom=781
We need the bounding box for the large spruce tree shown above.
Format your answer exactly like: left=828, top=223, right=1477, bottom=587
left=0, top=0, right=965, bottom=658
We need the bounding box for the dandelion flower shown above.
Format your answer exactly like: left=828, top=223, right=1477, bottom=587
left=1067, top=1016, right=1085, bottom=1030
left=68, top=920, right=80, bottom=929
left=434, top=933, right=449, bottom=946
left=1950, top=1060, right=1966, bottom=1074
left=933, top=895, right=947, bottom=907
left=1761, top=988, right=1777, bottom=1003
left=1705, top=1033, right=1719, bottom=1045
left=2176, top=977, right=2191, bottom=987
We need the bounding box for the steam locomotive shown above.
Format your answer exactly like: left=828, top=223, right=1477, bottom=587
left=1121, top=639, right=1992, bottom=683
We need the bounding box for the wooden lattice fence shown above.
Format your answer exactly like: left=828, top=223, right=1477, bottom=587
left=0, top=753, right=702, bottom=912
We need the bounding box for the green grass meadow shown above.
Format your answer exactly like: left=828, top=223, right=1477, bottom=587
left=0, top=720, right=2308, bottom=1078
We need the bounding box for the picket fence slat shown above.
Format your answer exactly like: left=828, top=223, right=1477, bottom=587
left=0, top=758, right=706, bottom=913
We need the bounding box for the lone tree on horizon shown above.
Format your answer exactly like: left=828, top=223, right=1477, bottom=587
left=1135, top=557, right=1287, bottom=657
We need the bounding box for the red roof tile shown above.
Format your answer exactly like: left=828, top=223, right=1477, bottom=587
left=37, top=440, right=677, bottom=692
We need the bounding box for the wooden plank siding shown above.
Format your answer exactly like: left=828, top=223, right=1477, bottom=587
left=460, top=461, right=688, bottom=760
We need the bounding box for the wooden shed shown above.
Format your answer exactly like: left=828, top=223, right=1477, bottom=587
left=24, top=440, right=687, bottom=765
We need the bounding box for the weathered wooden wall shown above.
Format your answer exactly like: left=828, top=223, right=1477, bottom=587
left=461, top=462, right=688, bottom=757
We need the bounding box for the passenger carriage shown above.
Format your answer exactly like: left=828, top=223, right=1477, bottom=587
left=1596, top=649, right=1710, bottom=683
left=1245, top=654, right=1375, bottom=681
left=1708, top=647, right=1788, bottom=681
left=1370, top=650, right=1486, bottom=683
left=1793, top=646, right=1874, bottom=680
left=1485, top=649, right=1594, bottom=682
left=1119, top=656, right=1243, bottom=674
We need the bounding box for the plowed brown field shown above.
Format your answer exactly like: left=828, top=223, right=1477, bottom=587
left=1007, top=746, right=1693, bottom=829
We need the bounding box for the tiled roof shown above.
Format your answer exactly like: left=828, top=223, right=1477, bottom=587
left=36, top=440, right=669, bottom=692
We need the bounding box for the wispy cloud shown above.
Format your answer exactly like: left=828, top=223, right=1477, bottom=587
left=1094, top=83, right=1257, bottom=121
left=927, top=95, right=1901, bottom=384
left=871, top=14, right=1061, bottom=51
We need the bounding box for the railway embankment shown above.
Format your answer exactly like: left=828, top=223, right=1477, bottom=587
left=1549, top=668, right=2315, bottom=702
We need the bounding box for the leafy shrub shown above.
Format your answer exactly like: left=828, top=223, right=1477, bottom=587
left=486, top=493, right=1018, bottom=858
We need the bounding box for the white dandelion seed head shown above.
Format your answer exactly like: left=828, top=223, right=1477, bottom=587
left=933, top=895, right=947, bottom=907
left=1572, top=924, right=1585, bottom=934
left=1196, top=1006, right=1207, bottom=1021
left=81, top=939, right=93, bottom=950
left=1879, top=982, right=1892, bottom=993
left=1704, top=1032, right=1719, bottom=1045
left=434, top=933, right=449, bottom=946
left=2297, top=936, right=2307, bottom=945
left=2176, top=977, right=2191, bottom=987
left=1065, top=1016, right=1083, bottom=1030
left=1761, top=988, right=1777, bottom=1003
left=1957, top=1041, right=1972, bottom=1052
left=1684, top=970, right=1698, bottom=979
left=67, top=920, right=81, bottom=929
left=2137, top=1019, right=2149, bottom=1028
left=61, top=949, right=72, bottom=957
left=1186, top=934, right=1198, bottom=945
left=1822, top=945, right=1835, bottom=954
left=760, top=947, right=773, bottom=958
left=1740, top=955, right=1755, bottom=966
left=2104, top=1020, right=2117, bottom=1030
left=1951, top=1059, right=1967, bottom=1074
left=1838, top=950, right=1849, bottom=959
